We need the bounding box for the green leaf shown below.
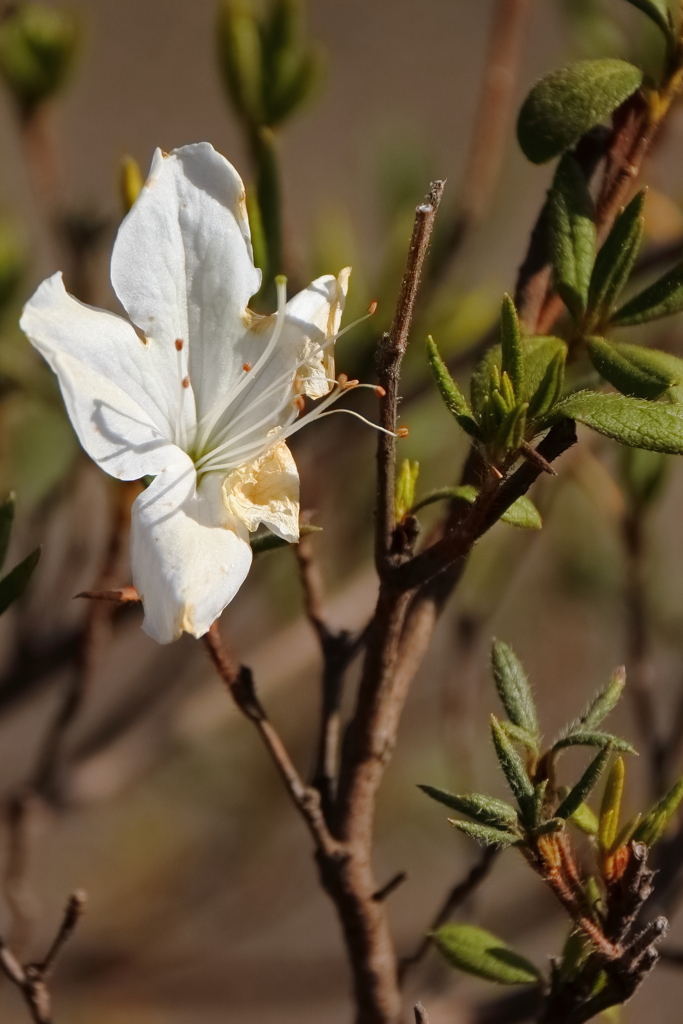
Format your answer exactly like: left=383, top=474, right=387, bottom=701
left=449, top=819, right=521, bottom=848
left=0, top=3, right=79, bottom=118
left=0, top=547, right=40, bottom=616
left=588, top=191, right=644, bottom=322
left=527, top=350, right=566, bottom=422
left=471, top=347, right=501, bottom=423
left=533, top=778, right=548, bottom=825
left=491, top=641, right=540, bottom=740
left=395, top=459, right=420, bottom=522
left=0, top=492, right=15, bottom=573
left=553, top=731, right=637, bottom=754
left=410, top=486, right=541, bottom=530
left=599, top=756, right=625, bottom=851
left=622, top=0, right=672, bottom=39
left=533, top=817, right=565, bottom=837
left=517, top=59, right=643, bottom=165
left=574, top=666, right=626, bottom=732
left=250, top=523, right=321, bottom=554
left=612, top=259, right=683, bottom=326
left=500, top=721, right=540, bottom=751
left=555, top=391, right=683, bottom=454
left=490, top=715, right=535, bottom=820
left=556, top=746, right=611, bottom=820
left=587, top=336, right=679, bottom=401
left=500, top=295, right=524, bottom=397
left=548, top=154, right=596, bottom=320
left=633, top=776, right=683, bottom=846
left=433, top=924, right=542, bottom=985
left=569, top=801, right=600, bottom=836
left=426, top=335, right=480, bottom=437
left=610, top=811, right=642, bottom=853
left=217, top=0, right=265, bottom=125
left=419, top=785, right=518, bottom=830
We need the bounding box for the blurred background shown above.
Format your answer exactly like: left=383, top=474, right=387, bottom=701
left=0, top=0, right=683, bottom=1021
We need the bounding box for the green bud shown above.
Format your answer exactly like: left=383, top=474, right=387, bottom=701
left=394, top=459, right=419, bottom=523
left=0, top=3, right=78, bottom=119
left=599, top=756, right=625, bottom=852
left=633, top=776, right=683, bottom=847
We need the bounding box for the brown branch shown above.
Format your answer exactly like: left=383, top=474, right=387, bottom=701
left=0, top=891, right=85, bottom=1024
left=414, top=1004, right=430, bottom=1024
left=375, top=181, right=444, bottom=569
left=399, top=847, right=498, bottom=982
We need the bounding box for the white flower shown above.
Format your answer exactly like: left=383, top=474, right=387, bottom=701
left=20, top=142, right=352, bottom=644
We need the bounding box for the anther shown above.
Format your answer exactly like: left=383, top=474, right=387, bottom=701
left=337, top=373, right=348, bottom=387
left=182, top=376, right=190, bottom=389
left=375, top=385, right=386, bottom=397
left=295, top=395, right=305, bottom=412
left=367, top=300, right=378, bottom=316
left=344, top=378, right=359, bottom=389
left=243, top=362, right=252, bottom=372
left=396, top=426, right=409, bottom=438
left=175, top=339, right=184, bottom=351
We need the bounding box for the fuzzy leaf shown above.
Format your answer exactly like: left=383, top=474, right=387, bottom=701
left=411, top=486, right=541, bottom=530
left=588, top=337, right=681, bottom=401
left=527, top=350, right=566, bottom=422
left=427, top=335, right=480, bottom=437
left=556, top=746, right=611, bottom=821
left=533, top=779, right=549, bottom=825
left=0, top=492, right=15, bottom=573
left=633, top=776, right=683, bottom=846
left=548, top=154, right=596, bottom=319
left=623, top=0, right=672, bottom=38
left=433, top=924, right=542, bottom=985
left=491, top=715, right=535, bottom=820
left=419, top=785, right=518, bottom=830
left=553, top=731, right=636, bottom=754
left=599, top=756, right=625, bottom=852
left=449, top=819, right=521, bottom=848
left=612, top=260, right=683, bottom=326
left=555, top=391, right=683, bottom=454
left=575, top=667, right=626, bottom=731
left=570, top=802, right=600, bottom=836
left=588, top=191, right=644, bottom=322
left=610, top=812, right=642, bottom=853
left=491, top=641, right=540, bottom=740
left=517, top=59, right=643, bottom=165
left=533, top=817, right=565, bottom=837
left=500, top=721, right=540, bottom=751
left=0, top=547, right=40, bottom=616
left=500, top=295, right=524, bottom=396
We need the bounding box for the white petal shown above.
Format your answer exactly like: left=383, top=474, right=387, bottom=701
left=20, top=273, right=184, bottom=479
left=111, top=143, right=262, bottom=424
left=131, top=460, right=253, bottom=643
left=284, top=267, right=351, bottom=398
left=223, top=440, right=300, bottom=542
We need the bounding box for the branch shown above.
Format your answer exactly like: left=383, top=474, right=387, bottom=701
left=375, top=180, right=444, bottom=569
left=399, top=847, right=498, bottom=982
left=0, top=892, right=85, bottom=1024
left=414, top=1003, right=430, bottom=1024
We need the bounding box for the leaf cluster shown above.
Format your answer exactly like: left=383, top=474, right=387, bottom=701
left=0, top=2, right=78, bottom=120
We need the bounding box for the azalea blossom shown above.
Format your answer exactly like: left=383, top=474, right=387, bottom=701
left=19, top=142, right=358, bottom=644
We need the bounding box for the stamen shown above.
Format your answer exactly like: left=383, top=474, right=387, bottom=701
left=315, top=409, right=400, bottom=437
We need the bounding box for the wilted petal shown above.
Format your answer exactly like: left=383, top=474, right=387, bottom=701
left=223, top=440, right=300, bottom=542
left=132, top=461, right=253, bottom=643
left=111, top=143, right=262, bottom=426
left=19, top=273, right=183, bottom=479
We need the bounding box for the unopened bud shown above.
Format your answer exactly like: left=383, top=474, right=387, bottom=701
left=0, top=3, right=79, bottom=120
left=120, top=154, right=143, bottom=216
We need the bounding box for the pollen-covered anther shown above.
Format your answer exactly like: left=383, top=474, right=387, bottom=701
left=375, top=385, right=386, bottom=397
left=294, top=395, right=306, bottom=412
left=175, top=339, right=184, bottom=351
left=243, top=362, right=252, bottom=372
left=397, top=425, right=409, bottom=438
left=182, top=376, right=190, bottom=388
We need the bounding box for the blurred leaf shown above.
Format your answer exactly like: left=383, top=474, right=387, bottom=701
left=500, top=295, right=524, bottom=396
left=450, top=819, right=521, bottom=848
left=633, top=775, right=683, bottom=846
left=599, top=756, right=625, bottom=851
left=491, top=715, right=535, bottom=821
left=548, top=154, right=596, bottom=320
left=556, top=745, right=611, bottom=820
left=517, top=59, right=643, bottom=164
left=426, top=335, right=479, bottom=437
left=556, top=391, right=683, bottom=454
left=612, top=259, right=683, bottom=325
left=419, top=785, right=518, bottom=830
left=433, top=924, right=542, bottom=985
left=554, top=731, right=636, bottom=753
left=0, top=222, right=24, bottom=316
left=588, top=192, right=644, bottom=322
left=411, top=485, right=540, bottom=529
left=619, top=446, right=667, bottom=506
left=491, top=641, right=540, bottom=740
left=246, top=184, right=268, bottom=275
left=0, top=545, right=40, bottom=615
left=623, top=0, right=672, bottom=38
left=0, top=492, right=14, bottom=573
left=217, top=0, right=264, bottom=125
left=587, top=337, right=676, bottom=400
left=119, top=155, right=143, bottom=216
left=0, top=2, right=78, bottom=118
left=573, top=666, right=626, bottom=731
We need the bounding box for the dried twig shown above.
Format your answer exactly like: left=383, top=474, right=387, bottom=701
left=413, top=1003, right=430, bottom=1024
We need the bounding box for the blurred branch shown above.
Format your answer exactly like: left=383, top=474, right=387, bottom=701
left=399, top=847, right=498, bottom=982
left=0, top=891, right=85, bottom=1024
left=413, top=1004, right=429, bottom=1024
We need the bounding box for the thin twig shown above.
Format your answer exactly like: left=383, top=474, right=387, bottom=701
left=414, top=1003, right=430, bottom=1024
left=399, top=847, right=498, bottom=982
